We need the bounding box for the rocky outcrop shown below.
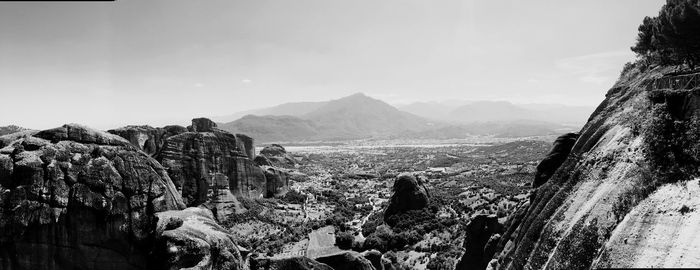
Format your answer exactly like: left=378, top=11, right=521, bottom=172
left=155, top=118, right=287, bottom=220
left=109, top=118, right=291, bottom=218
left=159, top=120, right=258, bottom=204
left=108, top=125, right=186, bottom=157
left=360, top=250, right=384, bottom=270
left=189, top=117, right=218, bottom=132
left=250, top=256, right=334, bottom=270
left=0, top=123, right=250, bottom=270
left=0, top=125, right=28, bottom=136
left=262, top=166, right=290, bottom=198
left=235, top=133, right=256, bottom=160
left=152, top=207, right=245, bottom=270
left=254, top=155, right=273, bottom=166
left=478, top=65, right=700, bottom=269
left=0, top=124, right=185, bottom=270
left=315, top=251, right=376, bottom=270
left=454, top=215, right=505, bottom=270
left=0, top=130, right=37, bottom=148
left=259, top=144, right=296, bottom=167
left=384, top=174, right=430, bottom=221
left=532, top=132, right=579, bottom=187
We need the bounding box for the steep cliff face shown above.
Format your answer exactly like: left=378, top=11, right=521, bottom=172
left=108, top=125, right=187, bottom=157
left=156, top=118, right=286, bottom=220
left=476, top=66, right=700, bottom=270
left=152, top=207, right=245, bottom=270
left=532, top=133, right=579, bottom=188
left=384, top=174, right=430, bottom=221
left=0, top=124, right=246, bottom=270
left=259, top=144, right=296, bottom=168
left=455, top=214, right=505, bottom=270
left=0, top=124, right=183, bottom=270
left=262, top=165, right=290, bottom=198
left=159, top=119, right=258, bottom=206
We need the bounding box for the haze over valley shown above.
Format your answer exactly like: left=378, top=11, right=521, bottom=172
left=214, top=93, right=591, bottom=143
left=4, top=1, right=700, bottom=270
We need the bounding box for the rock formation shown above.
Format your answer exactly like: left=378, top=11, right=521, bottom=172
left=158, top=119, right=264, bottom=206
left=0, top=124, right=249, bottom=270
left=384, top=174, right=430, bottom=221
left=235, top=133, right=256, bottom=160
left=473, top=64, right=700, bottom=269
left=107, top=125, right=187, bottom=157
left=532, top=132, right=579, bottom=187
left=0, top=125, right=29, bottom=136
left=454, top=214, right=505, bottom=270
left=262, top=166, right=290, bottom=198
left=254, top=155, right=273, bottom=166
left=360, top=250, right=384, bottom=270
left=0, top=124, right=218, bottom=268
left=259, top=144, right=296, bottom=167
left=188, top=117, right=218, bottom=132
left=133, top=118, right=289, bottom=221
left=152, top=207, right=245, bottom=270
left=250, top=256, right=334, bottom=270
left=315, top=251, right=377, bottom=270
left=0, top=130, right=37, bottom=148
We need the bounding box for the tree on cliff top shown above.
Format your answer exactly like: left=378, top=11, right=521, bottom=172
left=632, top=0, right=700, bottom=69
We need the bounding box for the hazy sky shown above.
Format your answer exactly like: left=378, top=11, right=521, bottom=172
left=0, top=0, right=663, bottom=129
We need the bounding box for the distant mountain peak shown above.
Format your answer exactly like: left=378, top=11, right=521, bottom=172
left=335, top=92, right=374, bottom=101
left=346, top=92, right=368, bottom=97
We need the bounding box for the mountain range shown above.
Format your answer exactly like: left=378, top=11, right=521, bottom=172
left=219, top=93, right=434, bottom=142
left=397, top=100, right=593, bottom=126
left=216, top=93, right=592, bottom=143
left=0, top=125, right=28, bottom=136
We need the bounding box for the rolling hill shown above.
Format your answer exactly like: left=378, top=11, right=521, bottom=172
left=217, top=93, right=580, bottom=143
left=218, top=93, right=435, bottom=142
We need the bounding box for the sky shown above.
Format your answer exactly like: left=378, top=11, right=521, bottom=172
left=0, top=0, right=664, bottom=129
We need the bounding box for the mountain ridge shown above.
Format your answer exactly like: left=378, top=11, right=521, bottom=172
left=217, top=93, right=577, bottom=142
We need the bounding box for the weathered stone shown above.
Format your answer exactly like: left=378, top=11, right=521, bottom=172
left=360, top=249, right=384, bottom=270
left=455, top=214, right=505, bottom=270
left=108, top=125, right=186, bottom=157
left=189, top=118, right=218, bottom=132
left=250, top=256, right=334, bottom=270
left=259, top=144, right=296, bottom=168
left=254, top=155, right=273, bottom=167
left=231, top=156, right=268, bottom=198
left=532, top=132, right=579, bottom=187
left=262, top=166, right=289, bottom=198
left=158, top=118, right=278, bottom=213
left=152, top=207, right=245, bottom=270
left=235, top=133, right=255, bottom=160
left=160, top=130, right=245, bottom=204
left=315, top=251, right=376, bottom=270
left=0, top=124, right=186, bottom=270
left=384, top=174, right=430, bottom=221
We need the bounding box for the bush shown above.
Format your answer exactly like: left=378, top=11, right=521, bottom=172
left=643, top=104, right=700, bottom=183
left=364, top=235, right=388, bottom=252
left=611, top=164, right=657, bottom=223
left=282, top=189, right=306, bottom=204
left=335, top=231, right=354, bottom=250
left=427, top=254, right=455, bottom=270
left=552, top=218, right=601, bottom=270
left=362, top=212, right=383, bottom=236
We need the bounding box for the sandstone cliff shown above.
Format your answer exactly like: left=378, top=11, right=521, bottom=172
left=108, top=125, right=187, bottom=157
left=0, top=124, right=244, bottom=270
left=384, top=174, right=430, bottom=221
left=463, top=65, right=700, bottom=270
left=151, top=118, right=288, bottom=220
left=259, top=144, right=296, bottom=168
